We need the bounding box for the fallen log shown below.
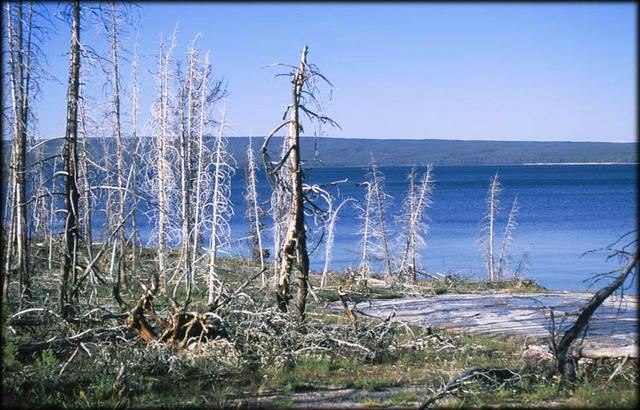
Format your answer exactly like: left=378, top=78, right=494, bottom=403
left=572, top=344, right=638, bottom=360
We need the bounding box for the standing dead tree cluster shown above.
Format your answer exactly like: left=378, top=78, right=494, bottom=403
left=481, top=173, right=520, bottom=281
left=142, top=28, right=230, bottom=305
left=356, top=158, right=435, bottom=285
left=244, top=137, right=266, bottom=284
left=358, top=156, right=393, bottom=283
left=396, top=165, right=434, bottom=283
left=261, top=45, right=339, bottom=320
left=3, top=0, right=49, bottom=302
left=3, top=6, right=230, bottom=318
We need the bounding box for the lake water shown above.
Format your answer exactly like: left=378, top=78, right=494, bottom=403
left=220, top=164, right=636, bottom=294
left=77, top=163, right=635, bottom=294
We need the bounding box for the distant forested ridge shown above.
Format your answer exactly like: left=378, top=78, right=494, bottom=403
left=3, top=136, right=636, bottom=168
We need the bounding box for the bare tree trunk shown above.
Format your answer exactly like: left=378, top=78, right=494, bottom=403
left=207, top=104, right=234, bottom=306
left=262, top=45, right=338, bottom=318
left=321, top=199, right=352, bottom=287
left=553, top=252, right=638, bottom=381
left=190, top=52, right=209, bottom=283
left=78, top=90, right=93, bottom=261
left=177, top=47, right=195, bottom=305
left=109, top=2, right=127, bottom=293
left=358, top=182, right=373, bottom=276
left=398, top=169, right=416, bottom=280
left=496, top=197, right=518, bottom=279
left=6, top=1, right=32, bottom=300
left=484, top=173, right=501, bottom=281
left=245, top=137, right=265, bottom=280
left=48, top=157, right=58, bottom=271
left=276, top=46, right=310, bottom=320
left=3, top=167, right=16, bottom=300
left=155, top=32, right=176, bottom=294
left=370, top=159, right=393, bottom=282
left=59, top=0, right=81, bottom=317
left=129, top=37, right=141, bottom=275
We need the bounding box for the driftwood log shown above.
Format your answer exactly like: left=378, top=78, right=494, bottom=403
left=572, top=344, right=638, bottom=360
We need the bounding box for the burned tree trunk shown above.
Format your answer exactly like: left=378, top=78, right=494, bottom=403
left=5, top=1, right=34, bottom=300
left=245, top=138, right=266, bottom=285
left=108, top=2, right=128, bottom=293
left=262, top=45, right=338, bottom=320
left=59, top=0, right=81, bottom=317
left=276, top=46, right=310, bottom=319
left=483, top=173, right=501, bottom=281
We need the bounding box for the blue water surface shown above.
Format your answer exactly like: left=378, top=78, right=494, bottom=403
left=86, top=163, right=636, bottom=294
left=229, top=164, right=637, bottom=293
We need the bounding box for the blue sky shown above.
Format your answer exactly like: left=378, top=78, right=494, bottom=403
left=27, top=2, right=638, bottom=141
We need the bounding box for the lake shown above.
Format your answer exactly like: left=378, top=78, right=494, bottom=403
left=220, top=164, right=636, bottom=294
left=81, top=163, right=635, bottom=294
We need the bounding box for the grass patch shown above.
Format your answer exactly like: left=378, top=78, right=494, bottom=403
left=2, top=242, right=636, bottom=409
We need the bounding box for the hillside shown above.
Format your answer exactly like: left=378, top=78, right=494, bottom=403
left=2, top=137, right=636, bottom=168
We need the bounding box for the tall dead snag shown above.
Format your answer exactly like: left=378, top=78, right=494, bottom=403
left=206, top=104, right=234, bottom=306
left=59, top=0, right=81, bottom=317
left=262, top=45, right=339, bottom=320
left=106, top=1, right=127, bottom=292
left=496, top=197, right=518, bottom=279
left=357, top=182, right=374, bottom=277
left=553, top=251, right=638, bottom=381
left=151, top=30, right=177, bottom=293
left=5, top=0, right=40, bottom=299
left=367, top=156, right=393, bottom=283
left=189, top=51, right=209, bottom=283
left=267, top=136, right=293, bottom=290
left=77, top=86, right=93, bottom=262
left=129, top=37, right=140, bottom=273
left=174, top=43, right=195, bottom=302
left=397, top=165, right=434, bottom=283
left=245, top=137, right=266, bottom=283
left=482, top=173, right=501, bottom=281
left=321, top=199, right=353, bottom=288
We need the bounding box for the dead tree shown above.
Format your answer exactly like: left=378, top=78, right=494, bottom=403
left=551, top=235, right=638, bottom=381
left=261, top=45, right=339, bottom=320
left=5, top=0, right=41, bottom=299
left=396, top=165, right=434, bottom=283
left=173, top=46, right=195, bottom=302
left=245, top=137, right=266, bottom=281
left=268, top=136, right=293, bottom=290
left=151, top=30, right=177, bottom=293
left=482, top=172, right=501, bottom=281
left=321, top=198, right=353, bottom=288
left=206, top=103, right=235, bottom=306
left=129, top=37, right=140, bottom=273
left=190, top=51, right=210, bottom=284
left=496, top=197, right=518, bottom=279
left=105, top=1, right=128, bottom=292
left=368, top=156, right=393, bottom=282
left=59, top=0, right=81, bottom=317
left=77, top=86, right=93, bottom=261
left=357, top=181, right=374, bottom=277
left=188, top=50, right=227, bottom=286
